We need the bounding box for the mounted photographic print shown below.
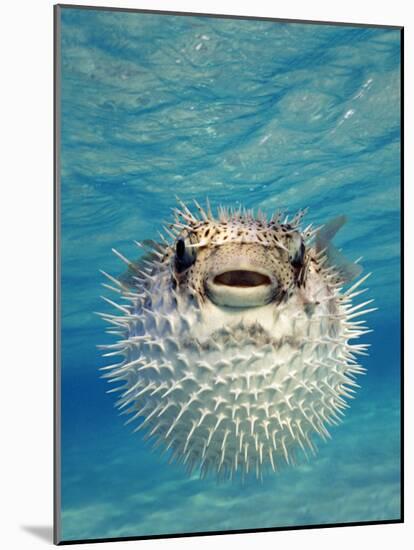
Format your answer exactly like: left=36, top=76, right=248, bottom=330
left=54, top=4, right=403, bottom=545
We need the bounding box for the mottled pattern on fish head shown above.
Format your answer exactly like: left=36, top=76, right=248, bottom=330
left=169, top=207, right=310, bottom=309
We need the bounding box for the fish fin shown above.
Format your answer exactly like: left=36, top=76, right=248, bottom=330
left=118, top=240, right=164, bottom=288
left=316, top=216, right=362, bottom=283
left=118, top=262, right=142, bottom=289
left=325, top=245, right=363, bottom=283
left=316, top=215, right=347, bottom=249
left=141, top=239, right=164, bottom=252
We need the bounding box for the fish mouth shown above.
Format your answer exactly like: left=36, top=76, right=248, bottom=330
left=213, top=270, right=271, bottom=288
left=206, top=268, right=275, bottom=308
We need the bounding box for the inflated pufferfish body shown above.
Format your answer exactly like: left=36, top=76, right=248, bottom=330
left=99, top=200, right=374, bottom=480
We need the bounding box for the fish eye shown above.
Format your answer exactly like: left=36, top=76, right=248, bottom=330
left=287, top=233, right=305, bottom=268
left=176, top=238, right=185, bottom=259
left=291, top=241, right=305, bottom=268
left=175, top=238, right=196, bottom=273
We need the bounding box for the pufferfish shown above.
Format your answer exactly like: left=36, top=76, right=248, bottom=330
left=99, top=200, right=374, bottom=481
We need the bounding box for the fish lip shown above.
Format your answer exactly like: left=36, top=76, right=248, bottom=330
left=205, top=267, right=276, bottom=308
left=213, top=270, right=272, bottom=288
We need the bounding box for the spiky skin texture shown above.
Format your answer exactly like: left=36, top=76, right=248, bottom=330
left=99, top=201, right=373, bottom=481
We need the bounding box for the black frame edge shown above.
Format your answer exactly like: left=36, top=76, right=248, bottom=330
left=54, top=3, right=62, bottom=546
left=399, top=27, right=404, bottom=524
left=55, top=3, right=403, bottom=30
left=57, top=519, right=403, bottom=546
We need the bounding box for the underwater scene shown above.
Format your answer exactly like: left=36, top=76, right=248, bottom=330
left=58, top=7, right=401, bottom=543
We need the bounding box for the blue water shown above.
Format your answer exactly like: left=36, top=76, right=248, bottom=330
left=58, top=7, right=401, bottom=542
